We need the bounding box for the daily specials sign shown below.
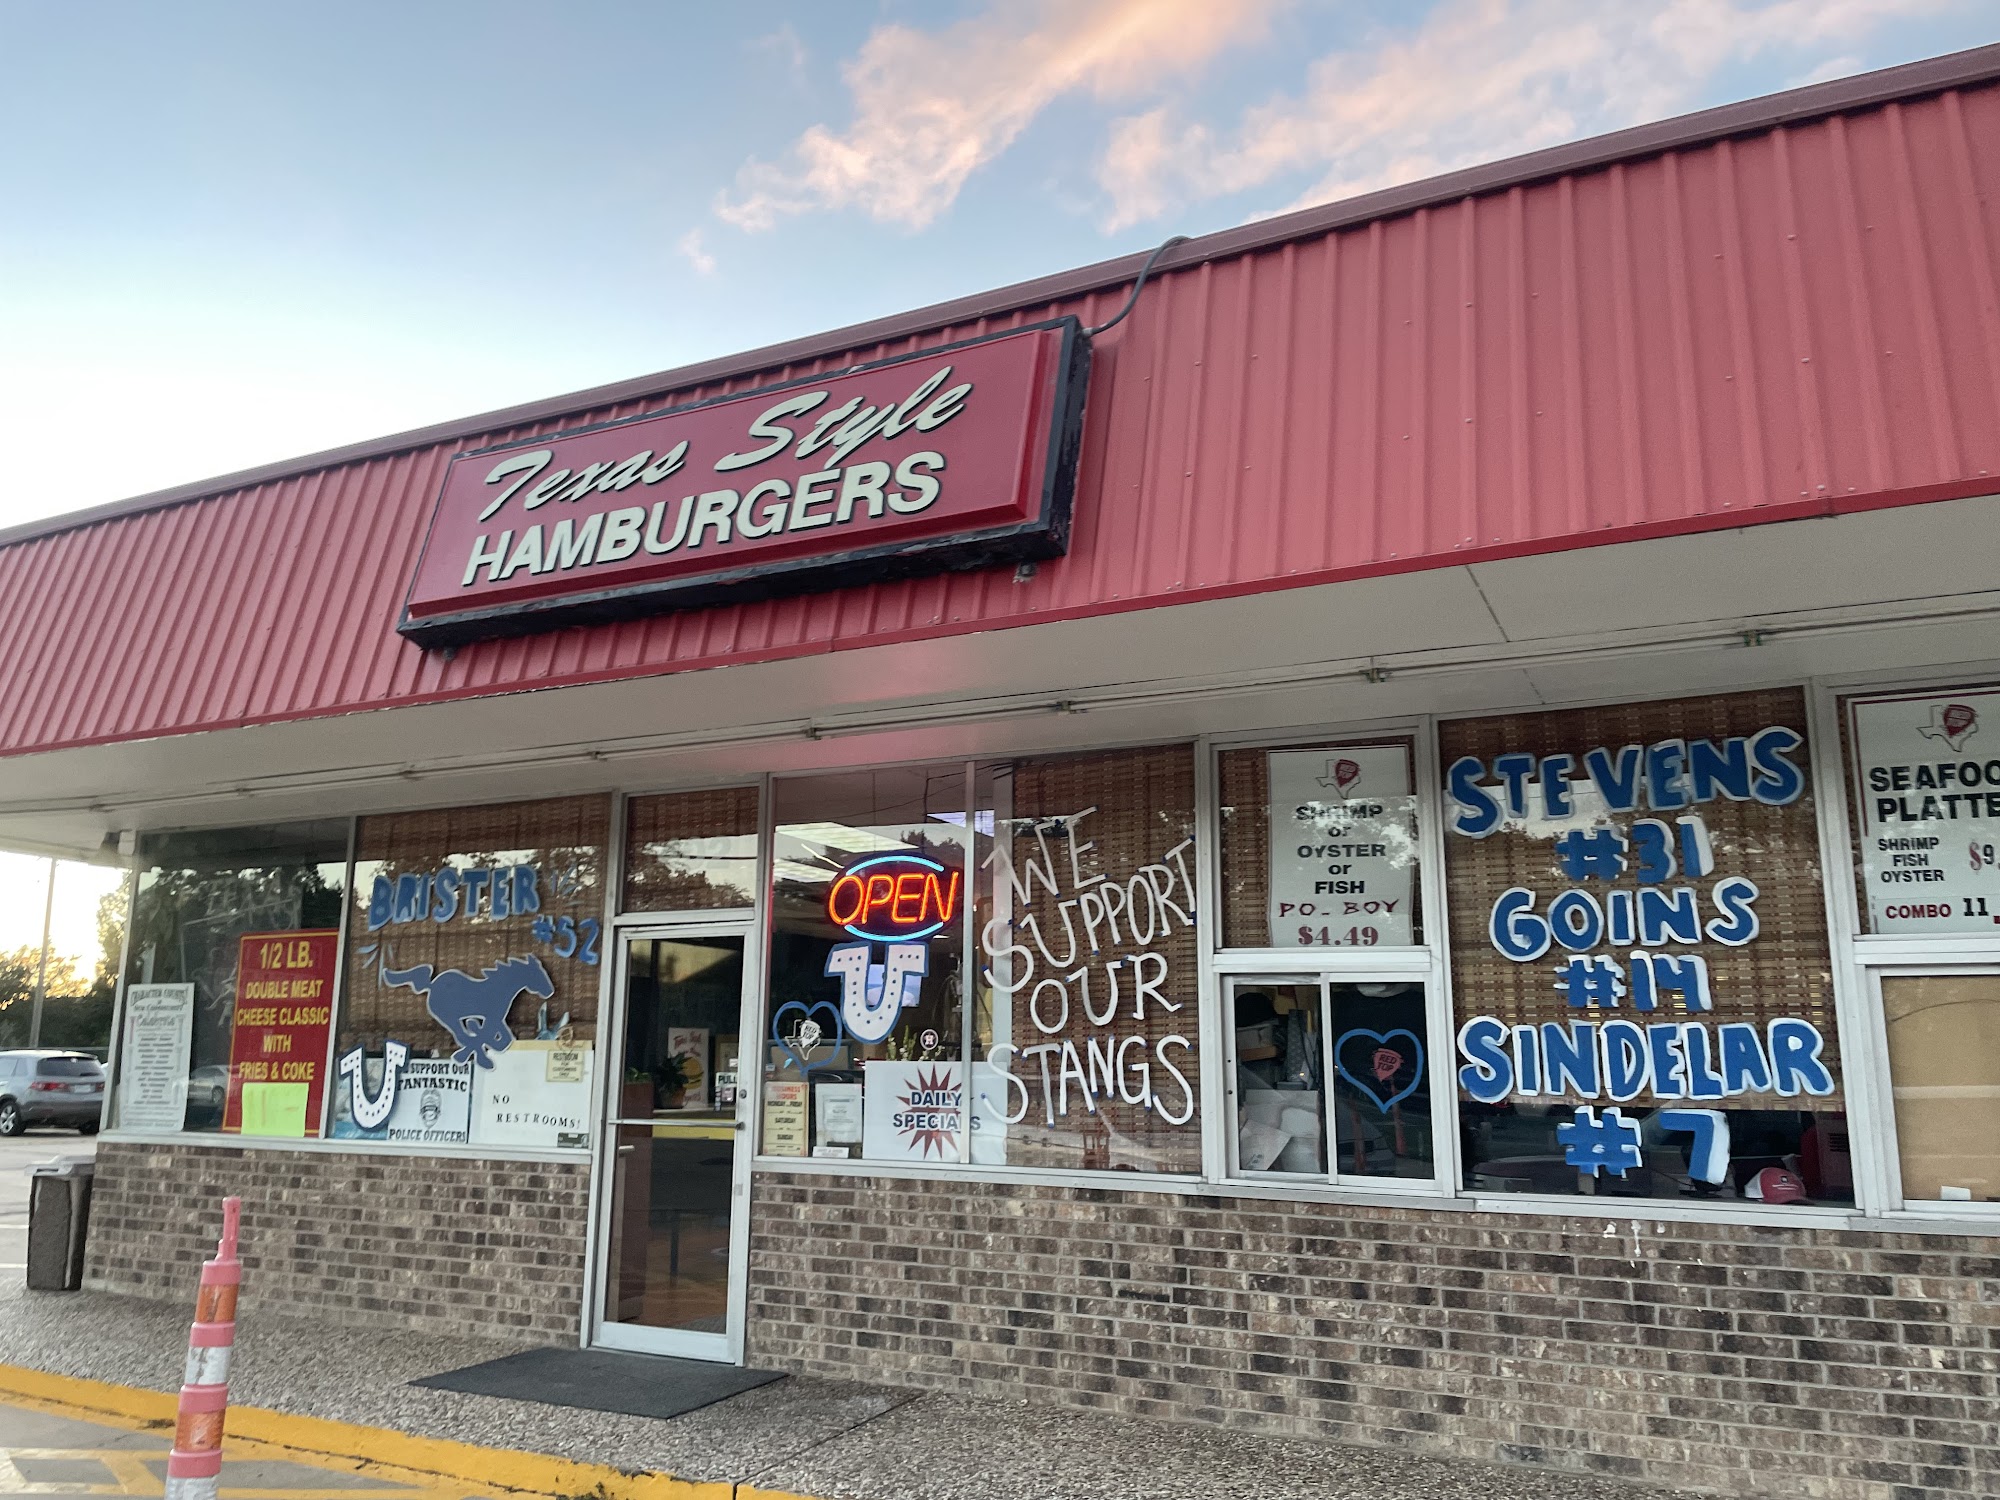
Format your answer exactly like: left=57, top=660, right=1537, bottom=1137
left=1438, top=691, right=1839, bottom=1180
left=400, top=319, right=1091, bottom=646
left=224, top=929, right=339, bottom=1136
left=1845, top=682, right=2000, bottom=934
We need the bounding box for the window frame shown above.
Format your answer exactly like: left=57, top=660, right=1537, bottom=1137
left=1205, top=718, right=1458, bottom=1197
left=1427, top=681, right=1867, bottom=1221
left=1860, top=962, right=2000, bottom=1215
left=98, top=803, right=612, bottom=1164
left=613, top=781, right=766, bottom=925
left=1815, top=667, right=2000, bottom=1219
left=101, top=816, right=356, bottom=1146
left=1218, top=969, right=1451, bottom=1195
left=749, top=735, right=1210, bottom=1184
left=85, top=658, right=2000, bottom=1232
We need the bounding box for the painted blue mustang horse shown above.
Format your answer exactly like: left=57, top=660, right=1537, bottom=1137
left=381, top=954, right=554, bottom=1069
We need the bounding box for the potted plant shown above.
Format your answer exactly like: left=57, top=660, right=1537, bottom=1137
left=621, top=1067, right=656, bottom=1117
left=660, top=1052, right=697, bottom=1110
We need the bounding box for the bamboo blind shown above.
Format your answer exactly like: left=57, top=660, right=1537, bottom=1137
left=1217, top=747, right=1269, bottom=948
left=624, top=785, right=760, bottom=912
left=340, top=794, right=612, bottom=1055
left=1835, top=695, right=1873, bottom=931
left=1438, top=688, right=1842, bottom=1107
left=997, top=743, right=1201, bottom=1172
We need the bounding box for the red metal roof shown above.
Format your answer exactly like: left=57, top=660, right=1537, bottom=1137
left=5, top=53, right=2000, bottom=759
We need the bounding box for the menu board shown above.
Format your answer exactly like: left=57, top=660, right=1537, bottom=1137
left=1846, top=683, right=2000, bottom=934
left=762, top=1080, right=808, bottom=1156
left=117, top=983, right=195, bottom=1133
left=225, top=931, right=338, bottom=1137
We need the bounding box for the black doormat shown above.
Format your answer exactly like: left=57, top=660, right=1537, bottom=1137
left=411, top=1345, right=783, bottom=1421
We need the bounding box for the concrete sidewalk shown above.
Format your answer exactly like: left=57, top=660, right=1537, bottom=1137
left=0, top=1278, right=1711, bottom=1500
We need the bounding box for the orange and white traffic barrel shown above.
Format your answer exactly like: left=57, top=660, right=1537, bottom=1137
left=165, top=1196, right=242, bottom=1500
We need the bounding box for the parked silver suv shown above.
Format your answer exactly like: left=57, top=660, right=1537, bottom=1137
left=0, top=1051, right=104, bottom=1135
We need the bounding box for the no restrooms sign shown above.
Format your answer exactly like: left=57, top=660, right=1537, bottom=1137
left=399, top=319, right=1090, bottom=647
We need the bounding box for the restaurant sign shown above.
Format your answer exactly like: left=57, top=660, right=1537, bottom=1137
left=400, top=319, right=1091, bottom=646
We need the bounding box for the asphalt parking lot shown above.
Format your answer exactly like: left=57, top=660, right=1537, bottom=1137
left=0, top=1392, right=492, bottom=1499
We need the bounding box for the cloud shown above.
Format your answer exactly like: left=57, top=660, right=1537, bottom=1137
left=678, top=228, right=716, bottom=276
left=1095, top=0, right=1975, bottom=231
left=753, top=21, right=808, bottom=80
left=715, top=0, right=1286, bottom=233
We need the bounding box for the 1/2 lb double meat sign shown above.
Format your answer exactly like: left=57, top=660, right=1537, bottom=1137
left=400, top=319, right=1090, bottom=647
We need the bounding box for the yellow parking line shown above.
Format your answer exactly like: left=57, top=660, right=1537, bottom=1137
left=88, top=1450, right=162, bottom=1496
left=0, top=1444, right=454, bottom=1498
left=0, top=1365, right=733, bottom=1500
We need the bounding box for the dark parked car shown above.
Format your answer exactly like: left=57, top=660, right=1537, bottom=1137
left=0, top=1051, right=105, bottom=1135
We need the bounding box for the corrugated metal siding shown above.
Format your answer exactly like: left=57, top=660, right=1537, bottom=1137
left=5, top=83, right=2000, bottom=758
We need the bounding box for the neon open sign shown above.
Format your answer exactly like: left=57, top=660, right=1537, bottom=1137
left=826, top=854, right=963, bottom=941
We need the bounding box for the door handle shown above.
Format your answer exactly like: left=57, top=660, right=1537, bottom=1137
left=733, top=1120, right=748, bottom=1132
left=616, top=1144, right=635, bottom=1156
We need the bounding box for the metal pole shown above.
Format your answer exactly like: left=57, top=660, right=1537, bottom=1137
left=29, top=856, right=56, bottom=1048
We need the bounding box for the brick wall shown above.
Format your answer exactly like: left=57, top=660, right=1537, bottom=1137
left=746, top=1172, right=2000, bottom=1499
left=85, top=1140, right=591, bottom=1342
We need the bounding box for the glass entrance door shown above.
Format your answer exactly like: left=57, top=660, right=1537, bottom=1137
left=594, top=928, right=752, bottom=1360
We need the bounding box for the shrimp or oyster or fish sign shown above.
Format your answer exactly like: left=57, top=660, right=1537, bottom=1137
left=1267, top=746, right=1418, bottom=947
left=399, top=319, right=1091, bottom=646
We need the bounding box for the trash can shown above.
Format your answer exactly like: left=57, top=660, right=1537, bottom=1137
left=26, top=1157, right=94, bottom=1291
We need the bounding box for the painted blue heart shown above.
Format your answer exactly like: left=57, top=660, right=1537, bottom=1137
left=771, top=999, right=847, bottom=1074
left=1334, top=1027, right=1426, bottom=1112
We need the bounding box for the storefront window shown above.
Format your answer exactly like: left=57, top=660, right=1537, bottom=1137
left=1229, top=977, right=1435, bottom=1180
left=1218, top=739, right=1422, bottom=950
left=1229, top=979, right=1323, bottom=1174
left=1882, top=973, right=2000, bottom=1204
left=765, top=766, right=971, bottom=1162
left=1843, top=683, right=2000, bottom=935
left=1441, top=689, right=1852, bottom=1205
left=762, top=745, right=1203, bottom=1173
left=623, top=787, right=760, bottom=912
left=113, top=821, right=348, bottom=1137
left=977, top=746, right=1202, bottom=1173
left=330, top=795, right=610, bottom=1151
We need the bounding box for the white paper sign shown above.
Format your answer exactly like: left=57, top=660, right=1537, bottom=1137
left=331, top=1052, right=474, bottom=1143
left=861, top=1060, right=1010, bottom=1164
left=116, top=984, right=195, bottom=1133
left=390, top=1059, right=473, bottom=1142
left=1267, top=747, right=1417, bottom=947
left=1848, top=685, right=2000, bottom=934
left=470, top=1041, right=594, bottom=1149
left=815, top=1081, right=864, bottom=1144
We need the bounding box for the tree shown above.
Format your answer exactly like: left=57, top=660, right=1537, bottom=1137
left=0, top=882, right=127, bottom=1054
left=0, top=943, right=90, bottom=1049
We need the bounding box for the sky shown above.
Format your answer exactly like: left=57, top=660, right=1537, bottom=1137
left=2, top=0, right=1996, bottom=537
left=0, top=0, right=1996, bottom=970
left=0, top=854, right=123, bottom=987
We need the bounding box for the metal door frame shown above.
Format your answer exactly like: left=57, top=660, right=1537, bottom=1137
left=588, top=915, right=760, bottom=1363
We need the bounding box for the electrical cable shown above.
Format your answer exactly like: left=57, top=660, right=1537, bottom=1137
left=1083, top=234, right=1190, bottom=337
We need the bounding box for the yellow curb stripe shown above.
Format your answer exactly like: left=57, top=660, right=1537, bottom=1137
left=0, top=1364, right=739, bottom=1500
